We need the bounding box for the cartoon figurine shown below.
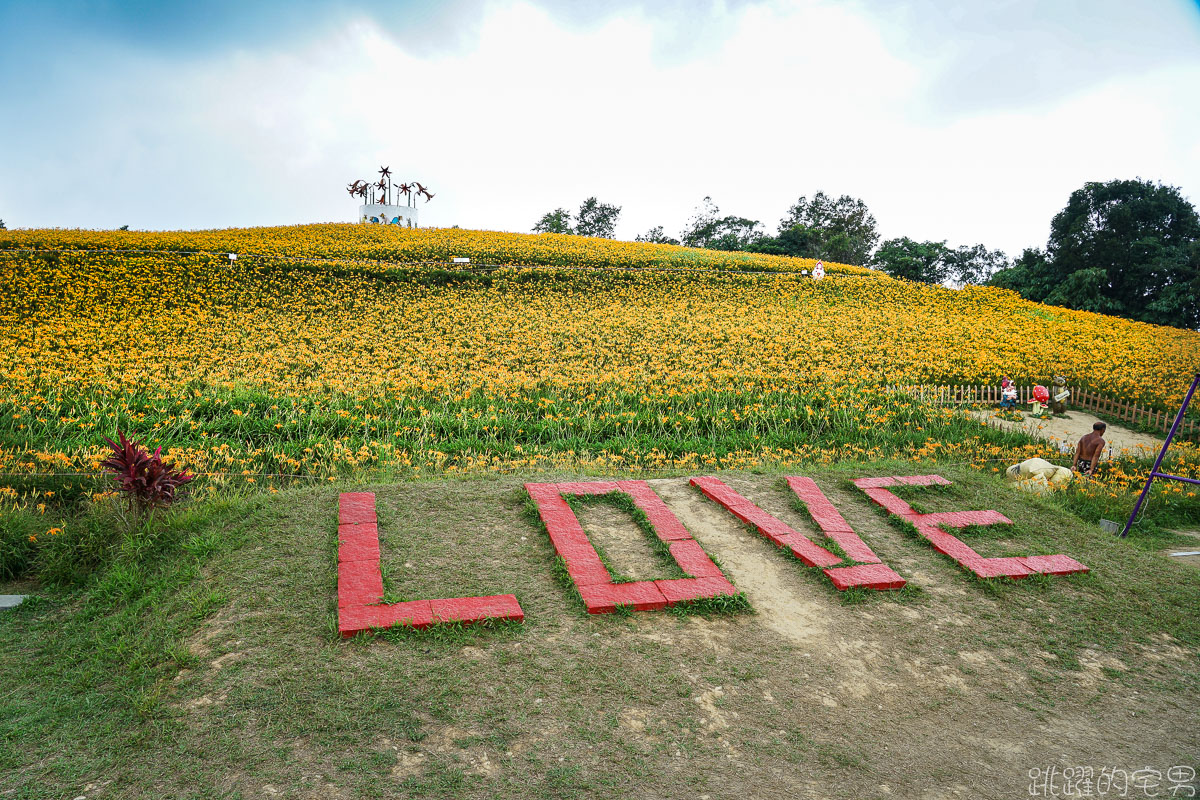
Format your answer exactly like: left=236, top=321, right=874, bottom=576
left=999, top=376, right=1017, bottom=409
left=1050, top=376, right=1070, bottom=414
left=1030, top=384, right=1050, bottom=415
left=812, top=260, right=825, bottom=281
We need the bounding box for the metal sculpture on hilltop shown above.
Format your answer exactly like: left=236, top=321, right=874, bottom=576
left=345, top=166, right=434, bottom=208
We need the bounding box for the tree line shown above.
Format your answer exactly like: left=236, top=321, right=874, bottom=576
left=534, top=178, right=1200, bottom=329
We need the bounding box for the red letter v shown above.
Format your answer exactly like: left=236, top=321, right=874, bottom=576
left=690, top=476, right=906, bottom=591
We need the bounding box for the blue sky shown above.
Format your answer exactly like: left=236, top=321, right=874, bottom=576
left=2, top=0, right=1199, bottom=257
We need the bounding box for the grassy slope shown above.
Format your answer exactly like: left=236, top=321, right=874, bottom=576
left=2, top=465, right=1197, bottom=799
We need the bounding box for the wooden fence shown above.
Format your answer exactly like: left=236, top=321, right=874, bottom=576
left=891, top=384, right=1200, bottom=439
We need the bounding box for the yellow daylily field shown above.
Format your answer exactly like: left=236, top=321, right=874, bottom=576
left=1, top=224, right=1197, bottom=507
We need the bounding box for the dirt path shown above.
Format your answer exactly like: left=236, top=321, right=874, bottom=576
left=1166, top=529, right=1200, bottom=569
left=972, top=408, right=1164, bottom=459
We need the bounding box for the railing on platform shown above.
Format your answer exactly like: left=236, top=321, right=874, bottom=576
left=889, top=383, right=1200, bottom=439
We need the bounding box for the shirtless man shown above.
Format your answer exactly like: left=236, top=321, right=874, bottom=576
left=1073, top=422, right=1107, bottom=476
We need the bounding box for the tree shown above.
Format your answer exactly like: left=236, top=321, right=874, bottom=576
left=635, top=226, right=680, bottom=245
left=0, top=219, right=6, bottom=230
left=574, top=197, right=621, bottom=239
left=533, top=197, right=622, bottom=238
left=872, top=238, right=953, bottom=283
left=945, top=243, right=1008, bottom=286
left=774, top=192, right=880, bottom=265
left=679, top=197, right=765, bottom=251
left=989, top=179, right=1200, bottom=328
left=873, top=238, right=1009, bottom=286
left=705, top=217, right=764, bottom=251
left=533, top=208, right=573, bottom=235
left=679, top=197, right=721, bottom=248
left=990, top=247, right=1049, bottom=293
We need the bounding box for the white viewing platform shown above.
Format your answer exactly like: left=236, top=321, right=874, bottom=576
left=360, top=204, right=418, bottom=227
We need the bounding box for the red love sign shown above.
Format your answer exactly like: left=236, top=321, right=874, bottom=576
left=337, top=475, right=1088, bottom=636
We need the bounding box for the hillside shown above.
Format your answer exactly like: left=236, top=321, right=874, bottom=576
left=4, top=224, right=1195, bottom=400
left=2, top=225, right=1198, bottom=486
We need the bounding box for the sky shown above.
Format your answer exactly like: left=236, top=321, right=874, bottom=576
left=2, top=0, right=1199, bottom=258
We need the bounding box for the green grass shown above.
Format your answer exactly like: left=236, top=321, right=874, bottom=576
left=564, top=491, right=689, bottom=582
left=1, top=466, right=1198, bottom=798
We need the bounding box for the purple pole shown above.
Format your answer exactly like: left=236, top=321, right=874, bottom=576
left=1120, top=372, right=1200, bottom=537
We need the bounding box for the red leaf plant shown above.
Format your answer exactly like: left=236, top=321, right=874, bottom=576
left=101, top=432, right=195, bottom=514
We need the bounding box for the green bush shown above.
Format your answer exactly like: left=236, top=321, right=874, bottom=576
left=33, top=506, right=128, bottom=586
left=0, top=500, right=174, bottom=586
left=0, top=512, right=42, bottom=580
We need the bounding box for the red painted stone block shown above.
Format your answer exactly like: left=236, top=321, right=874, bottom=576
left=545, top=519, right=592, bottom=552
left=897, top=475, right=952, bottom=486
left=851, top=476, right=1086, bottom=584
left=578, top=581, right=668, bottom=614
left=655, top=576, right=739, bottom=604
left=554, top=481, right=621, bottom=496
left=617, top=481, right=693, bottom=541
left=339, top=600, right=433, bottom=637
left=692, top=477, right=841, bottom=566
left=917, top=524, right=983, bottom=562
left=754, top=514, right=799, bottom=547
left=338, top=504, right=377, bottom=526
left=340, top=491, right=376, bottom=509
left=961, top=556, right=1033, bottom=580
left=338, top=534, right=381, bottom=565
left=527, top=488, right=572, bottom=515
left=690, top=477, right=751, bottom=519
left=852, top=476, right=900, bottom=488
left=338, top=559, right=384, bottom=607
left=859, top=487, right=921, bottom=519
left=822, top=563, right=907, bottom=591
left=780, top=534, right=845, bottom=568
left=1018, top=554, right=1089, bottom=576
left=785, top=475, right=829, bottom=504
left=667, top=540, right=725, bottom=578
left=822, top=528, right=881, bottom=565
left=431, top=595, right=525, bottom=625
left=925, top=510, right=1012, bottom=528
left=338, top=520, right=379, bottom=541
left=550, top=537, right=603, bottom=565
left=805, top=505, right=856, bottom=535
left=523, top=482, right=561, bottom=502
left=562, top=552, right=613, bottom=587
left=786, top=477, right=882, bottom=563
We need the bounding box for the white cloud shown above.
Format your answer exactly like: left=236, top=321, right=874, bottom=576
left=1, top=0, right=1198, bottom=260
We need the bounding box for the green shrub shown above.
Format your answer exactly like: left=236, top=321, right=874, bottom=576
left=0, top=512, right=42, bottom=580
left=33, top=505, right=128, bottom=586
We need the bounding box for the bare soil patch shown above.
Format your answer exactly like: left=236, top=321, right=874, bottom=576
left=972, top=408, right=1164, bottom=458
